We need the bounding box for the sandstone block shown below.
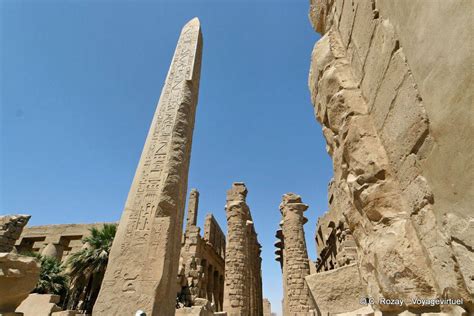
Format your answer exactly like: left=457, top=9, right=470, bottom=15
left=380, top=73, right=429, bottom=171
left=371, top=49, right=408, bottom=130
left=339, top=0, right=356, bottom=48
left=0, top=253, right=40, bottom=314
left=361, top=19, right=397, bottom=109
left=306, top=263, right=365, bottom=315
left=16, top=294, right=61, bottom=316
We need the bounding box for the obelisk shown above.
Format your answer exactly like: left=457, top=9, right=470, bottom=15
left=93, top=18, right=202, bottom=316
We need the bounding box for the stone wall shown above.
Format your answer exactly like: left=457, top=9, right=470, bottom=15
left=177, top=189, right=226, bottom=312
left=223, top=182, right=263, bottom=316
left=307, top=0, right=472, bottom=314
left=16, top=222, right=113, bottom=262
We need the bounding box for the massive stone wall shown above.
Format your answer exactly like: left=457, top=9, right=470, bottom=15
left=307, top=0, right=472, bottom=314
left=223, top=182, right=263, bottom=316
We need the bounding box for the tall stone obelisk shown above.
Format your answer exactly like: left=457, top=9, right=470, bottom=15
left=93, top=18, right=202, bottom=316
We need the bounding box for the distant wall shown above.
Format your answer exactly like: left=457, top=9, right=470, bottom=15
left=16, top=223, right=113, bottom=262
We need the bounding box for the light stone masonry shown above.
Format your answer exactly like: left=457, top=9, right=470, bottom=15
left=307, top=0, right=472, bottom=314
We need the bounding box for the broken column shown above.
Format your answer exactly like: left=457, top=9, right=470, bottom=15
left=0, top=215, right=31, bottom=253
left=279, top=193, right=315, bottom=315
left=94, top=17, right=203, bottom=316
left=186, top=189, right=199, bottom=230
left=223, top=182, right=263, bottom=316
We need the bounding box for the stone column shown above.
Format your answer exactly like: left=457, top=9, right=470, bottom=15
left=275, top=224, right=289, bottom=316
left=223, top=183, right=250, bottom=315
left=94, top=17, right=202, bottom=316
left=279, top=193, right=314, bottom=314
left=186, top=189, right=199, bottom=230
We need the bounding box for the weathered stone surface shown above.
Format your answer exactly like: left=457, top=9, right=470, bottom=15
left=306, top=263, right=365, bottom=315
left=175, top=298, right=214, bottom=316
left=93, top=17, right=203, bottom=316
left=0, top=253, right=40, bottom=314
left=51, top=311, right=80, bottom=316
left=223, top=183, right=263, bottom=316
left=307, top=0, right=472, bottom=313
left=16, top=294, right=62, bottom=316
left=360, top=19, right=397, bottom=109
left=0, top=215, right=30, bottom=253
left=262, top=298, right=272, bottom=316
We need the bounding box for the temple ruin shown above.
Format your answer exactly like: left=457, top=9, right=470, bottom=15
left=2, top=1, right=472, bottom=315
left=294, top=0, right=473, bottom=314
left=177, top=189, right=226, bottom=312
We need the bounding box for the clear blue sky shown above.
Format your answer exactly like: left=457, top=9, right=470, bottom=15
left=1, top=1, right=330, bottom=314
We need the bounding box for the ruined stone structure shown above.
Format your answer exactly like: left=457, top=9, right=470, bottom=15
left=177, top=189, right=226, bottom=311
left=223, top=182, right=263, bottom=316
left=0, top=215, right=40, bottom=316
left=15, top=223, right=113, bottom=262
left=306, top=0, right=473, bottom=314
left=262, top=298, right=272, bottom=316
left=275, top=194, right=315, bottom=315
left=94, top=18, right=203, bottom=316
left=0, top=215, right=31, bottom=253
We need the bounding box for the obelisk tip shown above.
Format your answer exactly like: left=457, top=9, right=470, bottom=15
left=185, top=17, right=200, bottom=28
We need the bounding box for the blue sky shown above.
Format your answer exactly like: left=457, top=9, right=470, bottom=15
left=1, top=0, right=330, bottom=314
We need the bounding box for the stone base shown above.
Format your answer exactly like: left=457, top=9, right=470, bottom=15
left=305, top=263, right=366, bottom=316
left=51, top=311, right=80, bottom=316
left=16, top=294, right=61, bottom=316
left=176, top=307, right=214, bottom=316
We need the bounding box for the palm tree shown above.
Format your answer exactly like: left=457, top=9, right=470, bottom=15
left=21, top=252, right=69, bottom=303
left=65, top=223, right=117, bottom=313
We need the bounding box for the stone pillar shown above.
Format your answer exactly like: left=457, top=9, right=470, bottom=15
left=223, top=182, right=263, bottom=316
left=186, top=189, right=199, bottom=230
left=279, top=193, right=314, bottom=314
left=94, top=17, right=202, bottom=316
left=223, top=183, right=250, bottom=315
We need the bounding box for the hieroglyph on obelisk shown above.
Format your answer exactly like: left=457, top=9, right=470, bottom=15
left=93, top=18, right=202, bottom=316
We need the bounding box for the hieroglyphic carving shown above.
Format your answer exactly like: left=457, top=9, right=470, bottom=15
left=94, top=18, right=202, bottom=316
